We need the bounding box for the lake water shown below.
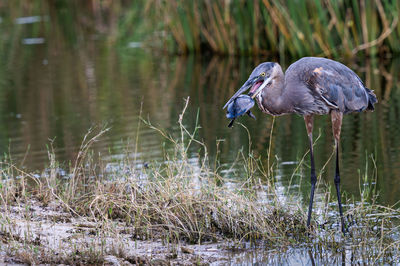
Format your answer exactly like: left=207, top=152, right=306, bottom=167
left=2, top=36, right=398, bottom=204
left=1, top=8, right=400, bottom=264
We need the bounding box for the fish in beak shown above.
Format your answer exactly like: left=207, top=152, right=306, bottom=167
left=223, top=75, right=272, bottom=109
left=226, top=94, right=256, bottom=128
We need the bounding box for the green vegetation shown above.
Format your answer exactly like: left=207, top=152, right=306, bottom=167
left=2, top=1, right=400, bottom=57
left=0, top=100, right=399, bottom=264
left=128, top=0, right=400, bottom=57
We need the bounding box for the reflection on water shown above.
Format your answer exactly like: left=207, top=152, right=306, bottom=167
left=228, top=246, right=374, bottom=265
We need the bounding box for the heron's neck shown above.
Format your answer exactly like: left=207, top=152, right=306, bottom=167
left=257, top=69, right=291, bottom=115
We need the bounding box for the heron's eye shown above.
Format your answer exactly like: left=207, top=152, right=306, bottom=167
left=260, top=72, right=266, bottom=77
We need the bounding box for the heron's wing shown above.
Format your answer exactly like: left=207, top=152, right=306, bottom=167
left=305, top=64, right=370, bottom=113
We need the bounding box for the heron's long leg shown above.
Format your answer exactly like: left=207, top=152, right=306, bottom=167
left=334, top=142, right=345, bottom=233
left=331, top=111, right=346, bottom=234
left=304, top=115, right=316, bottom=228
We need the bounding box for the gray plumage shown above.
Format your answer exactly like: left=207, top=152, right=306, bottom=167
left=285, top=57, right=377, bottom=115
left=223, top=57, right=377, bottom=116
left=223, top=57, right=377, bottom=234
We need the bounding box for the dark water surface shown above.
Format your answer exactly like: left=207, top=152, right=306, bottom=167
left=1, top=7, right=400, bottom=264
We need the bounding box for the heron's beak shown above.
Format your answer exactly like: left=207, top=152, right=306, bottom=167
left=223, top=77, right=261, bottom=109
left=250, top=76, right=272, bottom=99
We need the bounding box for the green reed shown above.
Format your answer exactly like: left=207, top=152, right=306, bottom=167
left=2, top=0, right=399, bottom=57
left=138, top=0, right=400, bottom=57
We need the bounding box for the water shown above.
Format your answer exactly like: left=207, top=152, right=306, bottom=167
left=2, top=40, right=398, bottom=204
left=1, top=5, right=400, bottom=264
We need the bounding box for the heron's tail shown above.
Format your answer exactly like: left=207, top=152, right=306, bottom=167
left=366, top=88, right=377, bottom=111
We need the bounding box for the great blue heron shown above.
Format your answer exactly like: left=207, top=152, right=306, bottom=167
left=224, top=57, right=377, bottom=234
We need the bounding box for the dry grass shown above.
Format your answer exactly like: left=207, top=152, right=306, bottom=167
left=0, top=99, right=399, bottom=264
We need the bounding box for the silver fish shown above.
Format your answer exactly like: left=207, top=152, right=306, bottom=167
left=226, top=95, right=256, bottom=128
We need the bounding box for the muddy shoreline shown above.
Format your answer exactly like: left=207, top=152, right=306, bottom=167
left=0, top=199, right=248, bottom=265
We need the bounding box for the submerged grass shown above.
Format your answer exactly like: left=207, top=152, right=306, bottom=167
left=0, top=99, right=399, bottom=264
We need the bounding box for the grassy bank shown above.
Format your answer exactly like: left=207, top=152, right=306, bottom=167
left=136, top=0, right=400, bottom=57
left=2, top=1, right=400, bottom=57
left=0, top=100, right=399, bottom=264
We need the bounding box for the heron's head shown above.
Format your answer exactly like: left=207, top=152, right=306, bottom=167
left=223, top=62, right=278, bottom=109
